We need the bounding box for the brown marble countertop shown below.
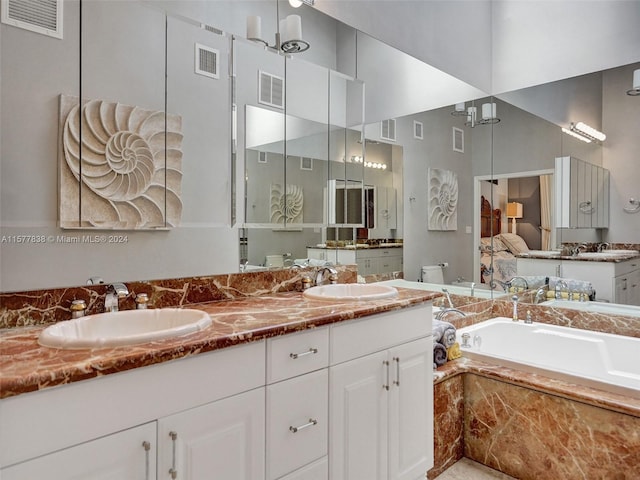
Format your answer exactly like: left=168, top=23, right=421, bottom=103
left=0, top=287, right=437, bottom=399
left=518, top=251, right=639, bottom=262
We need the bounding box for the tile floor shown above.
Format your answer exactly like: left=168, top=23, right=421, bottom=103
left=434, top=458, right=517, bottom=479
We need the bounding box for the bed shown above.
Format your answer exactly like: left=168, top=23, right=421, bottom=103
left=479, top=196, right=530, bottom=288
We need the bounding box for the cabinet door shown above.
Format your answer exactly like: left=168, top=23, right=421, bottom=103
left=329, top=350, right=388, bottom=480
left=516, top=258, right=561, bottom=277
left=158, top=388, right=265, bottom=480
left=388, top=338, right=433, bottom=480
left=629, top=269, right=640, bottom=306
left=1, top=422, right=156, bottom=480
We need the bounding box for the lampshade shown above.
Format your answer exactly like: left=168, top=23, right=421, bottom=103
left=506, top=202, right=523, bottom=219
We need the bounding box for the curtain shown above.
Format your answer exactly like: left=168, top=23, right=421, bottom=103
left=539, top=175, right=553, bottom=250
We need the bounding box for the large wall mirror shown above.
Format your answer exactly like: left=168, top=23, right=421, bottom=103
left=1, top=0, right=637, bottom=301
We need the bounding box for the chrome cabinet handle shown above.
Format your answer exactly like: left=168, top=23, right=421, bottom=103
left=142, top=441, right=151, bottom=480
left=393, top=357, right=400, bottom=386
left=290, top=347, right=318, bottom=359
left=383, top=360, right=390, bottom=390
left=169, top=431, right=178, bottom=479
left=289, top=418, right=318, bottom=433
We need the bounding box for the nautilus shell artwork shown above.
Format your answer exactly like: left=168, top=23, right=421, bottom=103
left=428, top=168, right=458, bottom=231
left=59, top=95, right=183, bottom=229
left=270, top=183, right=304, bottom=224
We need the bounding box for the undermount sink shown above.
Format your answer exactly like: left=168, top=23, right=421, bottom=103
left=38, top=308, right=212, bottom=349
left=303, top=283, right=399, bottom=301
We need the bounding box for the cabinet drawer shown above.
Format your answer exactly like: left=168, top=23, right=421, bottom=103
left=279, top=457, right=328, bottom=480
left=615, top=258, right=640, bottom=277
left=330, top=303, right=431, bottom=365
left=267, top=327, right=329, bottom=384
left=266, top=370, right=328, bottom=480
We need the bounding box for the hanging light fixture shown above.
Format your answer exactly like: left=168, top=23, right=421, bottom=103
left=246, top=4, right=310, bottom=54
left=627, top=69, right=640, bottom=96
left=459, top=102, right=500, bottom=127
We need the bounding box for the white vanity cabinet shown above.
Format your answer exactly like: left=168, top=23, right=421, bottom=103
left=1, top=422, right=157, bottom=480
left=1, top=302, right=434, bottom=480
left=0, top=341, right=266, bottom=480
left=329, top=304, right=434, bottom=480
left=516, top=257, right=562, bottom=277
left=561, top=257, right=640, bottom=304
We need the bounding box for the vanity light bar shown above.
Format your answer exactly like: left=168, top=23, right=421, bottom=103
left=562, top=127, right=591, bottom=143
left=351, top=156, right=387, bottom=169
left=564, top=122, right=606, bottom=143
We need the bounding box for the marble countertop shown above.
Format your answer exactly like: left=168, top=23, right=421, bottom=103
left=518, top=251, right=639, bottom=262
left=0, top=287, right=437, bottom=399
left=308, top=243, right=403, bottom=250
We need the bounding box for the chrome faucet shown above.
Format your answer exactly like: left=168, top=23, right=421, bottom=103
left=315, top=267, right=338, bottom=286
left=509, top=276, right=529, bottom=292
left=571, top=242, right=589, bottom=256
left=105, top=283, right=129, bottom=312
left=434, top=308, right=466, bottom=320
left=534, top=288, right=546, bottom=304
left=555, top=280, right=568, bottom=299
left=597, top=242, right=610, bottom=252
left=441, top=288, right=454, bottom=308
left=470, top=282, right=476, bottom=297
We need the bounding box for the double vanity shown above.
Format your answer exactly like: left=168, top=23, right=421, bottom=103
left=0, top=280, right=436, bottom=480
left=517, top=248, right=640, bottom=304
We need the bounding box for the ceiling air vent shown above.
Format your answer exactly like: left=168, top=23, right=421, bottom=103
left=414, top=120, right=424, bottom=140
left=259, top=71, right=284, bottom=109
left=1, top=0, right=63, bottom=39
left=195, top=43, right=219, bottom=79
left=381, top=119, right=396, bottom=142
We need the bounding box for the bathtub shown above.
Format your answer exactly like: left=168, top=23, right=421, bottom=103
left=456, top=317, right=640, bottom=398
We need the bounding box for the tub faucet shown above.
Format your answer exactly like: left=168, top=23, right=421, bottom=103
left=105, top=283, right=129, bottom=312
left=555, top=280, right=568, bottom=299
left=534, top=288, right=546, bottom=304
left=441, top=288, right=454, bottom=308
left=470, top=282, right=476, bottom=297
left=435, top=308, right=466, bottom=320
left=509, top=276, right=529, bottom=292
left=315, top=267, right=338, bottom=286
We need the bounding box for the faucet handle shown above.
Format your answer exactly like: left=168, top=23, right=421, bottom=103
left=70, top=299, right=87, bottom=319
left=135, top=293, right=149, bottom=309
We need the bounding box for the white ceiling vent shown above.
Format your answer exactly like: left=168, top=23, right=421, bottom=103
left=195, top=43, right=219, bottom=79
left=381, top=119, right=396, bottom=142
left=259, top=71, right=284, bottom=109
left=1, top=0, right=63, bottom=39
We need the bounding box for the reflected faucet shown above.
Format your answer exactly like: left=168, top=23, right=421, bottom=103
left=597, top=242, right=610, bottom=252
left=315, top=267, right=338, bottom=286
left=441, top=288, right=454, bottom=308
left=509, top=276, right=529, bottom=292
left=534, top=288, right=546, bottom=304
left=105, top=283, right=129, bottom=312
left=555, top=280, right=568, bottom=299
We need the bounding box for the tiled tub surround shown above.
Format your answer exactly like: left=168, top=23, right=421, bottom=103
left=428, top=298, right=640, bottom=480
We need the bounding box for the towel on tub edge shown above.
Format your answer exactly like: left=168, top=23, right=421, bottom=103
left=432, top=319, right=457, bottom=348
left=433, top=342, right=448, bottom=368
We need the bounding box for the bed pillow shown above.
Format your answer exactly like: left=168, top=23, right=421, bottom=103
left=480, top=236, right=509, bottom=253
left=497, top=233, right=530, bottom=255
